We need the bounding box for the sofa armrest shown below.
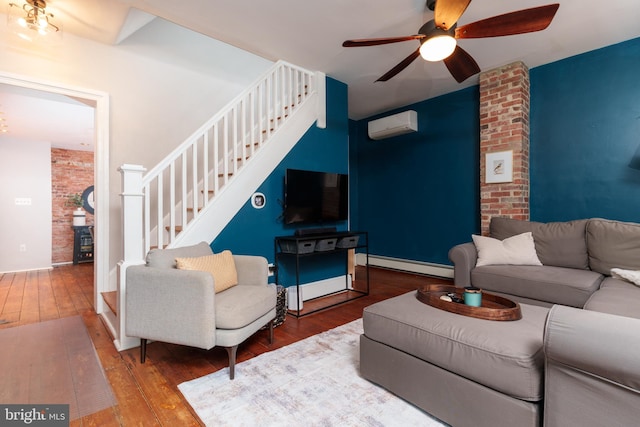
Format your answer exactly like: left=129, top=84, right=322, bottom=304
left=125, top=265, right=216, bottom=349
left=234, top=255, right=268, bottom=286
left=543, top=305, right=640, bottom=427
left=448, top=242, right=477, bottom=288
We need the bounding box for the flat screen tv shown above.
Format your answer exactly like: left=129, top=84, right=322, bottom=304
left=283, top=169, right=349, bottom=225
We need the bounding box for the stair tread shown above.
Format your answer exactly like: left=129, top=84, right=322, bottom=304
left=101, top=291, right=117, bottom=315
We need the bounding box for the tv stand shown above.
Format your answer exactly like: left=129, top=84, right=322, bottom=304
left=274, top=231, right=369, bottom=317
left=294, top=226, right=337, bottom=236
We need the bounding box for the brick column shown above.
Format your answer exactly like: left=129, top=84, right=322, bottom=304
left=479, top=61, right=530, bottom=235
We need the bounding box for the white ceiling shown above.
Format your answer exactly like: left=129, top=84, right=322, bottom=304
left=91, top=0, right=640, bottom=119
left=2, top=0, right=640, bottom=149
left=0, top=84, right=95, bottom=151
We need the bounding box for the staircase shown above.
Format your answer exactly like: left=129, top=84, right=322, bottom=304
left=108, top=61, right=326, bottom=350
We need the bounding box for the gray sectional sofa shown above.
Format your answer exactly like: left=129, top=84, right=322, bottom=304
left=360, top=217, right=640, bottom=427
left=449, top=217, right=640, bottom=317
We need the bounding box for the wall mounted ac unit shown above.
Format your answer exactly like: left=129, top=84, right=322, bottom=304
left=368, top=110, right=418, bottom=140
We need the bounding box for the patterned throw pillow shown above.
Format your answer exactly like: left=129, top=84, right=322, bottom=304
left=176, top=250, right=238, bottom=293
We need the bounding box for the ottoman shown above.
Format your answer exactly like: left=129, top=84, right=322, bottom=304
left=360, top=291, right=549, bottom=427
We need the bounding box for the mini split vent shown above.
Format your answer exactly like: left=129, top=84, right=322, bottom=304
left=367, top=110, right=418, bottom=140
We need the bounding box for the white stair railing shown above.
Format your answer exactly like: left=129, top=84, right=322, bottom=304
left=115, top=60, right=324, bottom=351
left=121, top=60, right=320, bottom=256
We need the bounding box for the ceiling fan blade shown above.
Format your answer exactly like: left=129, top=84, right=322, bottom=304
left=455, top=4, right=560, bottom=39
left=376, top=48, right=421, bottom=82
left=342, top=35, right=424, bottom=47
left=443, top=45, right=480, bottom=83
left=434, top=0, right=472, bottom=30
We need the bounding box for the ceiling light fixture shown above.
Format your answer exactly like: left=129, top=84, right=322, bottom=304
left=418, top=21, right=457, bottom=62
left=7, top=0, right=61, bottom=41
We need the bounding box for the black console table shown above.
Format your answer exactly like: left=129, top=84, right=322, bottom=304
left=72, top=226, right=94, bottom=264
left=274, top=231, right=369, bottom=317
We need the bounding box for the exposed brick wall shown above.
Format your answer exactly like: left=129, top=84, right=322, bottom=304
left=51, top=149, right=94, bottom=264
left=479, top=61, right=530, bottom=235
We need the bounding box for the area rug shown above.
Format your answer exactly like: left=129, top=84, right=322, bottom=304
left=0, top=316, right=116, bottom=420
left=178, top=319, right=446, bottom=426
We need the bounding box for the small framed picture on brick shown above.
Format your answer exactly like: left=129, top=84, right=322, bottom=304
left=485, top=150, right=513, bottom=183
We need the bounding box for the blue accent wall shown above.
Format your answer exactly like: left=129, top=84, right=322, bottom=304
left=211, top=37, right=640, bottom=277
left=212, top=77, right=350, bottom=285
left=530, top=37, right=640, bottom=223
left=350, top=87, right=480, bottom=265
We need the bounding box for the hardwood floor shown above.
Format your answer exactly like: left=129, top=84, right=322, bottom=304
left=0, top=263, right=451, bottom=426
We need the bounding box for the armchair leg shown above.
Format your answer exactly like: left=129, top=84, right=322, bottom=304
left=140, top=338, right=147, bottom=364
left=225, top=345, right=238, bottom=380
left=268, top=319, right=274, bottom=345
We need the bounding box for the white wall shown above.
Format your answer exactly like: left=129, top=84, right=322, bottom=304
left=0, top=139, right=52, bottom=273
left=0, top=16, right=272, bottom=282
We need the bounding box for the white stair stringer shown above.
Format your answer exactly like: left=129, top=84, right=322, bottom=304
left=174, top=93, right=320, bottom=246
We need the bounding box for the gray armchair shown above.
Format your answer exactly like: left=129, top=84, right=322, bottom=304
left=125, top=242, right=277, bottom=379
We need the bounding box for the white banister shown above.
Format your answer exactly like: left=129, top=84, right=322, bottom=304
left=115, top=62, right=325, bottom=351
left=120, top=60, right=321, bottom=257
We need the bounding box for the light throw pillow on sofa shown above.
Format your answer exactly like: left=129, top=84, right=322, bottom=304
left=611, top=268, right=640, bottom=287
left=176, top=250, right=238, bottom=293
left=472, top=232, right=543, bottom=267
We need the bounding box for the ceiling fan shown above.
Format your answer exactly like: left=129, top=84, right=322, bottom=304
left=342, top=0, right=559, bottom=83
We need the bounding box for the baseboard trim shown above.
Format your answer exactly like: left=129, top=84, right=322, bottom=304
left=286, top=275, right=351, bottom=310
left=355, top=254, right=453, bottom=279
left=0, top=266, right=53, bottom=274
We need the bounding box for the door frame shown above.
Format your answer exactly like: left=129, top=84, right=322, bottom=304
left=0, top=71, right=110, bottom=313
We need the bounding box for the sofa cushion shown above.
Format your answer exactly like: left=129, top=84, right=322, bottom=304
left=146, top=241, right=213, bottom=269
left=176, top=250, right=238, bottom=293
left=584, top=287, right=640, bottom=320
left=215, top=283, right=277, bottom=329
left=599, top=276, right=639, bottom=290
left=363, top=291, right=548, bottom=402
left=611, top=268, right=640, bottom=287
left=471, top=265, right=603, bottom=308
left=587, top=218, right=640, bottom=275
left=472, top=232, right=542, bottom=267
left=490, top=217, right=589, bottom=270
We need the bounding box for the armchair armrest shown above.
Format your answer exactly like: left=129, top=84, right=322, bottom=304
left=234, top=255, right=268, bottom=286
left=543, top=305, right=640, bottom=427
left=125, top=265, right=216, bottom=349
left=448, top=242, right=477, bottom=288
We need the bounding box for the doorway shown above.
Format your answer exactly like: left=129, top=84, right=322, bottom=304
left=0, top=72, right=110, bottom=313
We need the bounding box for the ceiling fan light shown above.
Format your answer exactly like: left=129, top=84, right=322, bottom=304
left=420, top=35, right=457, bottom=62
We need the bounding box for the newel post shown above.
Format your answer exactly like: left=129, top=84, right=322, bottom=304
left=119, top=164, right=146, bottom=262
left=116, top=164, right=146, bottom=351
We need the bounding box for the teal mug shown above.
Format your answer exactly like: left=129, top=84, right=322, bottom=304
left=464, top=286, right=482, bottom=307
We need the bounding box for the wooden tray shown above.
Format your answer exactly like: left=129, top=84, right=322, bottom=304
left=416, top=284, right=522, bottom=321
